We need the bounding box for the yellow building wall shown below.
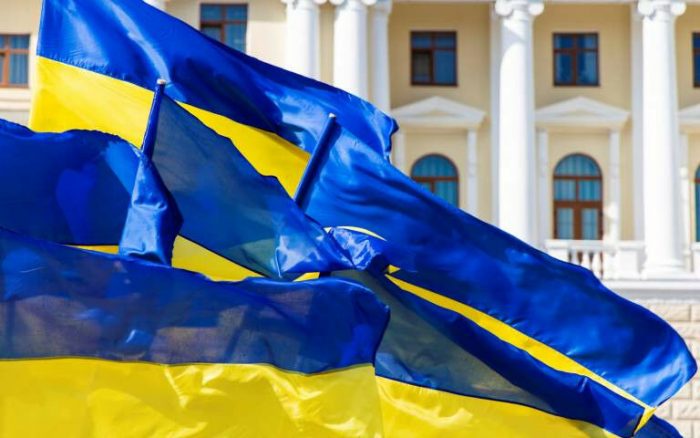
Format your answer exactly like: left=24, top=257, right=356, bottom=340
left=533, top=4, right=631, bottom=110
left=167, top=0, right=286, bottom=67
left=388, top=3, right=490, bottom=111
left=677, top=5, right=700, bottom=109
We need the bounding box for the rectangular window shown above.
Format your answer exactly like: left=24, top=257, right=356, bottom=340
left=553, top=33, right=599, bottom=86
left=200, top=4, right=248, bottom=52
left=410, top=31, right=457, bottom=86
left=0, top=35, right=29, bottom=87
left=693, top=33, right=700, bottom=87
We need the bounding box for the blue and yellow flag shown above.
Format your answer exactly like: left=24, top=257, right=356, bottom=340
left=133, top=85, right=354, bottom=279
left=0, top=227, right=388, bottom=436
left=31, top=0, right=396, bottom=194
left=297, top=120, right=696, bottom=437
left=0, top=118, right=137, bottom=246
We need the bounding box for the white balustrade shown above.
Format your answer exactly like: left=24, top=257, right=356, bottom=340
left=545, top=240, right=645, bottom=280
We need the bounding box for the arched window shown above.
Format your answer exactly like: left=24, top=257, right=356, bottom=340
left=695, top=166, right=700, bottom=242
left=553, top=154, right=603, bottom=240
left=411, top=155, right=459, bottom=206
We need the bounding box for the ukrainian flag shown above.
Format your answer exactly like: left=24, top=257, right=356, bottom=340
left=31, top=0, right=396, bottom=195
left=0, top=118, right=137, bottom=246
left=298, top=121, right=696, bottom=437
left=0, top=227, right=388, bottom=436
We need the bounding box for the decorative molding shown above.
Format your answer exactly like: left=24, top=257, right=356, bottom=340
left=392, top=96, right=486, bottom=131
left=281, top=0, right=327, bottom=6
left=330, top=0, right=376, bottom=7
left=678, top=103, right=700, bottom=133
left=535, top=96, right=629, bottom=131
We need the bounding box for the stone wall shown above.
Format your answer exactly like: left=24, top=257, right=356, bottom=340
left=637, top=300, right=700, bottom=437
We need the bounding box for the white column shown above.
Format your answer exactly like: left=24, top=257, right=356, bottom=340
left=631, top=6, right=645, bottom=240
left=283, top=0, right=323, bottom=79
left=638, top=0, right=686, bottom=277
left=607, top=130, right=622, bottom=243
left=370, top=0, right=392, bottom=112
left=332, top=0, right=373, bottom=98
left=680, top=133, right=692, bottom=269
left=466, top=130, right=479, bottom=216
left=144, top=0, right=165, bottom=9
left=490, top=11, right=501, bottom=224
left=494, top=0, right=543, bottom=244
left=392, top=131, right=406, bottom=174
left=537, top=129, right=550, bottom=248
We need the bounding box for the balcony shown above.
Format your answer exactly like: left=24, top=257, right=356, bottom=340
left=544, top=240, right=700, bottom=299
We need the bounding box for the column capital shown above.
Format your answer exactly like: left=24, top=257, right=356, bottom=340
left=330, top=0, right=376, bottom=8
left=494, top=0, right=544, bottom=20
left=373, top=0, right=392, bottom=14
left=637, top=0, right=686, bottom=20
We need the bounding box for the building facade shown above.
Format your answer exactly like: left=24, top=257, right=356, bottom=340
left=2, top=0, right=700, bottom=433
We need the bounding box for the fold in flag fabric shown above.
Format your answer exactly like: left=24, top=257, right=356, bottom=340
left=0, top=119, right=137, bottom=247
left=0, top=227, right=388, bottom=436
left=126, top=87, right=354, bottom=279
left=31, top=0, right=396, bottom=195
left=297, top=120, right=696, bottom=437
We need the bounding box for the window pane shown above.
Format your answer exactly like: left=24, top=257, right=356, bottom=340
left=580, top=35, right=598, bottom=49
left=554, top=180, right=576, bottom=201
left=201, top=26, right=221, bottom=41
left=226, top=5, right=247, bottom=20
left=556, top=208, right=574, bottom=239
left=554, top=35, right=574, bottom=49
left=554, top=53, right=573, bottom=84
left=10, top=35, right=29, bottom=49
left=417, top=181, right=432, bottom=192
left=434, top=181, right=458, bottom=206
left=694, top=33, right=700, bottom=48
left=225, top=23, right=246, bottom=51
left=434, top=50, right=456, bottom=84
left=435, top=34, right=455, bottom=49
left=581, top=208, right=599, bottom=240
left=555, top=155, right=600, bottom=176
left=201, top=5, right=223, bottom=20
left=0, top=36, right=5, bottom=48
left=0, top=54, right=4, bottom=83
left=579, top=180, right=601, bottom=201
left=412, top=155, right=457, bottom=178
left=695, top=55, right=700, bottom=86
left=577, top=52, right=598, bottom=85
left=411, top=33, right=431, bottom=49
left=412, top=51, right=431, bottom=83
left=9, top=53, right=28, bottom=85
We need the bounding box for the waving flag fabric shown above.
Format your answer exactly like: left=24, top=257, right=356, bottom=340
left=0, top=119, right=137, bottom=247
left=297, top=121, right=696, bottom=437
left=31, top=0, right=396, bottom=195
left=0, top=227, right=388, bottom=436
left=133, top=87, right=354, bottom=279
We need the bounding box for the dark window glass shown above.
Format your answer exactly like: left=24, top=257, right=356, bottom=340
left=410, top=31, right=457, bottom=86
left=411, top=155, right=459, bottom=206
left=553, top=154, right=603, bottom=240
left=553, top=33, right=599, bottom=86
left=0, top=34, right=29, bottom=87
left=200, top=4, right=247, bottom=52
left=693, top=33, right=700, bottom=87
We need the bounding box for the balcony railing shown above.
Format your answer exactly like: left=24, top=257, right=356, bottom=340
left=545, top=239, right=646, bottom=280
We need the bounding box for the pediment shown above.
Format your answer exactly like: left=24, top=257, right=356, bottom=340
left=536, top=96, right=629, bottom=130
left=392, top=96, right=485, bottom=130
left=680, top=103, right=700, bottom=132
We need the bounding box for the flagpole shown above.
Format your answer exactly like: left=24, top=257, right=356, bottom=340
left=141, top=79, right=167, bottom=159
left=294, top=114, right=337, bottom=208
